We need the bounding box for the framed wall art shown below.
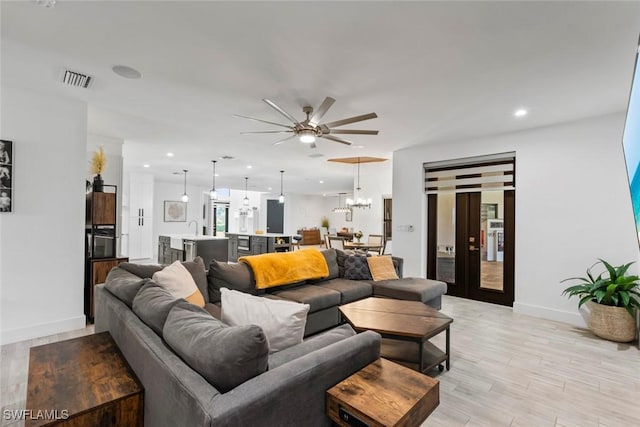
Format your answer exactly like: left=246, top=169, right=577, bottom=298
left=164, top=200, right=187, bottom=222
left=0, top=140, right=13, bottom=213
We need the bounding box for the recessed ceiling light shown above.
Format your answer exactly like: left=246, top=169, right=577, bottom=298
left=268, top=187, right=272, bottom=191
left=215, top=173, right=219, bottom=177
left=143, top=164, right=150, bottom=168
left=167, top=152, right=174, bottom=157
left=352, top=145, right=365, bottom=149
left=112, top=65, right=142, bottom=80
left=247, top=165, right=252, bottom=169
left=514, top=109, right=528, bottom=117
left=319, top=180, right=324, bottom=184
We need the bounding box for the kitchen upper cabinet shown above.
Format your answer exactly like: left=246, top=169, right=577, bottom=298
left=128, top=173, right=154, bottom=260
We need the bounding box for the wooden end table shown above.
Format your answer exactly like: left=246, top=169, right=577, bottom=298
left=25, top=332, right=143, bottom=427
left=326, top=358, right=439, bottom=427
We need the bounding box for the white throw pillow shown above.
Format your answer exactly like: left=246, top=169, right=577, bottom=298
left=220, top=288, right=310, bottom=353
left=152, top=260, right=205, bottom=307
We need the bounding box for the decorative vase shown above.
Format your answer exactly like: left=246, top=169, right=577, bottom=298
left=587, top=301, right=637, bottom=343
left=93, top=174, right=104, bottom=192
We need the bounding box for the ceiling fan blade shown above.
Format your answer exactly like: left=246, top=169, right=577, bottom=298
left=240, top=131, right=294, bottom=134
left=272, top=135, right=297, bottom=146
left=232, top=114, right=292, bottom=129
left=309, top=97, right=336, bottom=126
left=322, top=134, right=353, bottom=146
left=328, top=129, right=379, bottom=135
left=263, top=99, right=300, bottom=125
left=322, top=112, right=378, bottom=129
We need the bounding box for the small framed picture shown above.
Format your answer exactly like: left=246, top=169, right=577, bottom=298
left=164, top=200, right=187, bottom=222
left=345, top=210, right=352, bottom=222
left=0, top=140, right=13, bottom=213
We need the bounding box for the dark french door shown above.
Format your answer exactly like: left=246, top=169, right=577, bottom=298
left=427, top=190, right=514, bottom=306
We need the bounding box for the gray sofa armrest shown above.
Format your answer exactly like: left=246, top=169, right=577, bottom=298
left=211, top=330, right=381, bottom=427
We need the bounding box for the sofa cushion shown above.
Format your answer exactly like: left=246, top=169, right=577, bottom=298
left=104, top=268, right=148, bottom=307
left=367, top=256, right=399, bottom=281
left=207, top=260, right=258, bottom=303
left=152, top=261, right=205, bottom=307
left=315, top=278, right=373, bottom=304
left=132, top=281, right=182, bottom=336
left=344, top=254, right=373, bottom=280
left=335, top=249, right=348, bottom=278
left=268, top=324, right=356, bottom=369
left=271, top=284, right=341, bottom=312
left=163, top=302, right=269, bottom=393
left=181, top=257, right=209, bottom=304
left=372, top=277, right=447, bottom=303
left=320, top=248, right=339, bottom=279
left=221, top=288, right=309, bottom=353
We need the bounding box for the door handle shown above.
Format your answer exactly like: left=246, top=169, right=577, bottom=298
left=469, top=245, right=480, bottom=251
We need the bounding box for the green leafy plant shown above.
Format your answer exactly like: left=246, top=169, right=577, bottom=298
left=353, top=230, right=363, bottom=240
left=321, top=216, right=329, bottom=229
left=561, top=259, right=640, bottom=316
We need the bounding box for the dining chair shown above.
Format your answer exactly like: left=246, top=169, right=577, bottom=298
left=367, top=234, right=384, bottom=255
left=327, top=236, right=346, bottom=250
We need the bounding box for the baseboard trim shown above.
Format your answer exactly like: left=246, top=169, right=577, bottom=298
left=513, top=301, right=588, bottom=328
left=0, top=315, right=86, bottom=345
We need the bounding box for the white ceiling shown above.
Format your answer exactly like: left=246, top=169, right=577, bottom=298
left=2, top=1, right=640, bottom=194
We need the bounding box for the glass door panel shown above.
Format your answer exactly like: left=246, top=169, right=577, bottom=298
left=436, top=193, right=455, bottom=283
left=480, top=191, right=504, bottom=291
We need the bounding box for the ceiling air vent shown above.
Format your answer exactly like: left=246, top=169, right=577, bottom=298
left=60, top=69, right=94, bottom=89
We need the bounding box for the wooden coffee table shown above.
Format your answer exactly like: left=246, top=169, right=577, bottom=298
left=339, top=297, right=453, bottom=373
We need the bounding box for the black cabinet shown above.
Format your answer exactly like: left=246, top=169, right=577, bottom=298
left=252, top=236, right=268, bottom=255
left=158, top=236, right=171, bottom=264
left=227, top=234, right=239, bottom=262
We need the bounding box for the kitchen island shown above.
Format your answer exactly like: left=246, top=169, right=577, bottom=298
left=226, top=233, right=293, bottom=262
left=158, top=234, right=228, bottom=267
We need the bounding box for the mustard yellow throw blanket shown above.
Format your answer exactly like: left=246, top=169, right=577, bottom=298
left=239, top=249, right=329, bottom=290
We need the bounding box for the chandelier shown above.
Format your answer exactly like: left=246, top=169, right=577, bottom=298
left=332, top=193, right=351, bottom=213
left=346, top=158, right=372, bottom=209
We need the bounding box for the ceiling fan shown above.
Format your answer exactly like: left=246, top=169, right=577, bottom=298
left=235, top=97, right=378, bottom=148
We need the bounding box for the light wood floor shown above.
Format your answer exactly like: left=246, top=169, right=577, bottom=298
left=1, top=297, right=638, bottom=427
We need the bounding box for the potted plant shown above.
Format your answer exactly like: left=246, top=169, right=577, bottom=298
left=321, top=216, right=329, bottom=230
left=90, top=146, right=107, bottom=192
left=562, top=259, right=640, bottom=342
left=353, top=230, right=363, bottom=243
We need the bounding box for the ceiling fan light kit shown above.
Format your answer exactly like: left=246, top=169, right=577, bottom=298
left=236, top=97, right=379, bottom=148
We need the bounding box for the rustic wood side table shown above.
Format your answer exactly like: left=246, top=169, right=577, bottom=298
left=326, top=358, right=439, bottom=427
left=25, top=332, right=143, bottom=427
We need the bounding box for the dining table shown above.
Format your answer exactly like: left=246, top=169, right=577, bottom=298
left=343, top=241, right=383, bottom=252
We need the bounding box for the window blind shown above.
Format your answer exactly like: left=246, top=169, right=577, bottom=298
left=424, top=154, right=515, bottom=194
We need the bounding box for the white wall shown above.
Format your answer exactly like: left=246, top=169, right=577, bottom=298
left=0, top=87, right=87, bottom=344
left=350, top=160, right=392, bottom=238
left=393, top=113, right=639, bottom=327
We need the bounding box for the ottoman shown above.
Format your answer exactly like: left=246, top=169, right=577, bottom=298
left=371, top=278, right=447, bottom=310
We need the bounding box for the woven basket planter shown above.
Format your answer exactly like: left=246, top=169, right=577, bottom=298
left=587, top=301, right=637, bottom=343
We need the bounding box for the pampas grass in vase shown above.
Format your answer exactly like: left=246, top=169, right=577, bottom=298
left=90, top=146, right=107, bottom=192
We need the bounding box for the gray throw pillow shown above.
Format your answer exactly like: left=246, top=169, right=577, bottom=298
left=308, top=249, right=339, bottom=282
left=132, top=281, right=182, bottom=336
left=335, top=249, right=348, bottom=278
left=182, top=257, right=209, bottom=304
left=104, top=268, right=149, bottom=307
left=163, top=302, right=269, bottom=393
left=207, top=260, right=259, bottom=303
left=344, top=254, right=373, bottom=280
left=118, top=263, right=163, bottom=278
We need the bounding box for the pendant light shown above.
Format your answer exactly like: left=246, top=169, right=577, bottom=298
left=209, top=160, right=218, bottom=200
left=332, top=193, right=350, bottom=213
left=243, top=177, right=250, bottom=206
left=278, top=170, right=285, bottom=203
left=346, top=158, right=371, bottom=209
left=181, top=169, right=189, bottom=203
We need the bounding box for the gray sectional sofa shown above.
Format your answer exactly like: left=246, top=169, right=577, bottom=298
left=95, top=249, right=446, bottom=427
